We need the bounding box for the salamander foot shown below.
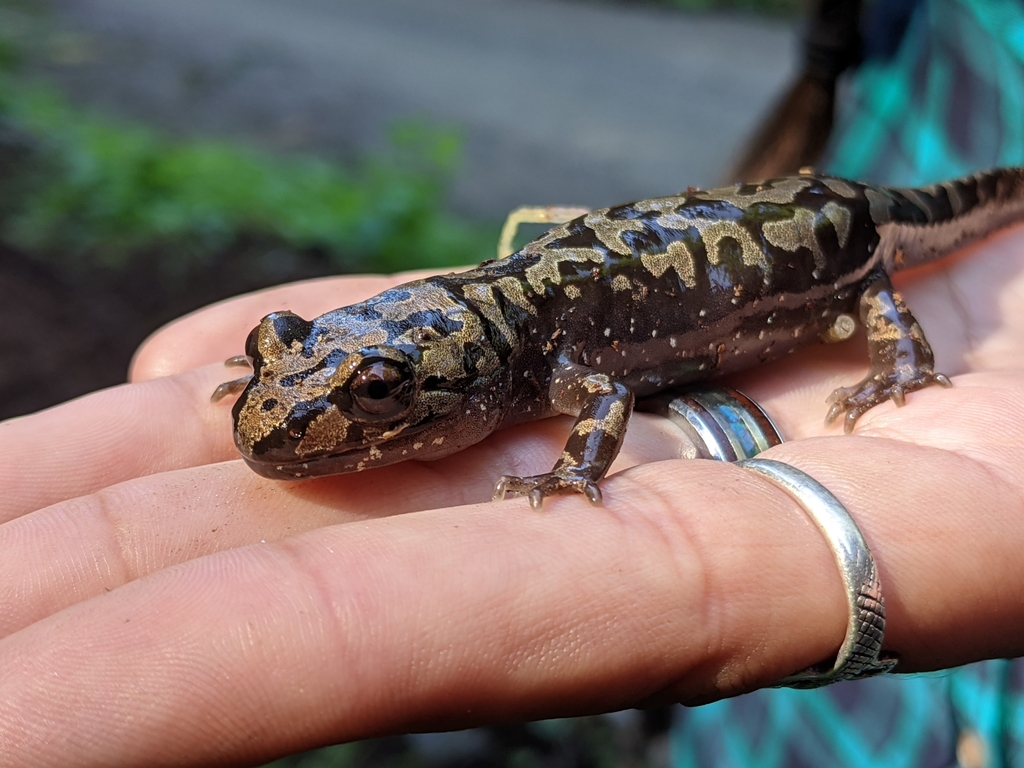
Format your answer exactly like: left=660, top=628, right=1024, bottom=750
left=826, top=371, right=952, bottom=433
left=493, top=473, right=602, bottom=509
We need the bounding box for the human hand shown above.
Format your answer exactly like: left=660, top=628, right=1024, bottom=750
left=2, top=229, right=1024, bottom=766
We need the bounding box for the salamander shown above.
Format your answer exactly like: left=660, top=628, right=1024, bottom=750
left=215, top=169, right=1024, bottom=507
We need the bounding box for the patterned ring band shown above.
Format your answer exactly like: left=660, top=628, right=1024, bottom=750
left=639, top=387, right=783, bottom=461
left=736, top=457, right=899, bottom=688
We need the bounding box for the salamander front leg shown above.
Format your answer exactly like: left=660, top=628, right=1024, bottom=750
left=211, top=355, right=254, bottom=402
left=826, top=271, right=951, bottom=432
left=493, top=365, right=635, bottom=509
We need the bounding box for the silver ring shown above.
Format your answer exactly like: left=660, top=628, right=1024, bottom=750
left=736, top=458, right=899, bottom=688
left=639, top=387, right=783, bottom=461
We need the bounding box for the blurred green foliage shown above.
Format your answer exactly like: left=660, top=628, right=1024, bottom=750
left=0, top=54, right=493, bottom=275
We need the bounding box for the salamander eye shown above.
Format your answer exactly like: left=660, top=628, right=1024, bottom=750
left=347, top=359, right=414, bottom=422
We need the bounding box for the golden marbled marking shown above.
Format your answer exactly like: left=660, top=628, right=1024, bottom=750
left=865, top=188, right=895, bottom=225
left=585, top=209, right=648, bottom=255
left=523, top=247, right=605, bottom=294
left=640, top=240, right=697, bottom=287
left=696, top=176, right=812, bottom=206
left=494, top=275, right=537, bottom=315
left=822, top=177, right=860, bottom=199
left=823, top=201, right=852, bottom=248
left=762, top=207, right=826, bottom=269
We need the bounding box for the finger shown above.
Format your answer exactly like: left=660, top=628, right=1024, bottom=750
left=4, top=426, right=1023, bottom=766
left=130, top=270, right=446, bottom=381
left=0, top=460, right=847, bottom=766
left=9, top=366, right=1002, bottom=644
left=0, top=409, right=695, bottom=637
left=0, top=364, right=235, bottom=523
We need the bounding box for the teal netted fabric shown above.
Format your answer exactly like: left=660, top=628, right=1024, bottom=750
left=824, top=0, right=1024, bottom=184
left=671, top=662, right=1024, bottom=767
left=671, top=1, right=1024, bottom=765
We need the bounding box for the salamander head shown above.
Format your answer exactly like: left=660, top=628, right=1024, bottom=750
left=232, top=282, right=506, bottom=479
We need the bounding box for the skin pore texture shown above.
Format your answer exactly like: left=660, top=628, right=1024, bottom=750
left=0, top=224, right=1023, bottom=766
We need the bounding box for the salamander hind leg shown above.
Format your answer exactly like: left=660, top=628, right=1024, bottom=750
left=493, top=364, right=635, bottom=509
left=826, top=271, right=952, bottom=433
left=496, top=205, right=590, bottom=258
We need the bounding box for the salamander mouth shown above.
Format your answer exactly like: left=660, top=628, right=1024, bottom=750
left=239, top=415, right=445, bottom=480
left=240, top=443, right=394, bottom=480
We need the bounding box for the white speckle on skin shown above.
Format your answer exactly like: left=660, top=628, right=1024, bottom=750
left=413, top=442, right=424, bottom=450
left=432, top=437, right=445, bottom=445
left=759, top=330, right=766, bottom=339
left=669, top=337, right=677, bottom=348
left=604, top=327, right=611, bottom=337
left=595, top=355, right=602, bottom=364
left=699, top=309, right=706, bottom=317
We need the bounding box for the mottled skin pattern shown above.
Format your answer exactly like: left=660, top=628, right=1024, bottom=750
left=218, top=169, right=1024, bottom=507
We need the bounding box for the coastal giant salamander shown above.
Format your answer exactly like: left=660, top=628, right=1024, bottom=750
left=215, top=170, right=1024, bottom=507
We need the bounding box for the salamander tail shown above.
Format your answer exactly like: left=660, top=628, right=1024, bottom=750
left=868, top=168, right=1024, bottom=271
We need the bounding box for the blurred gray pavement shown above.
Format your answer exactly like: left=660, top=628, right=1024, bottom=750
left=41, top=0, right=798, bottom=218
